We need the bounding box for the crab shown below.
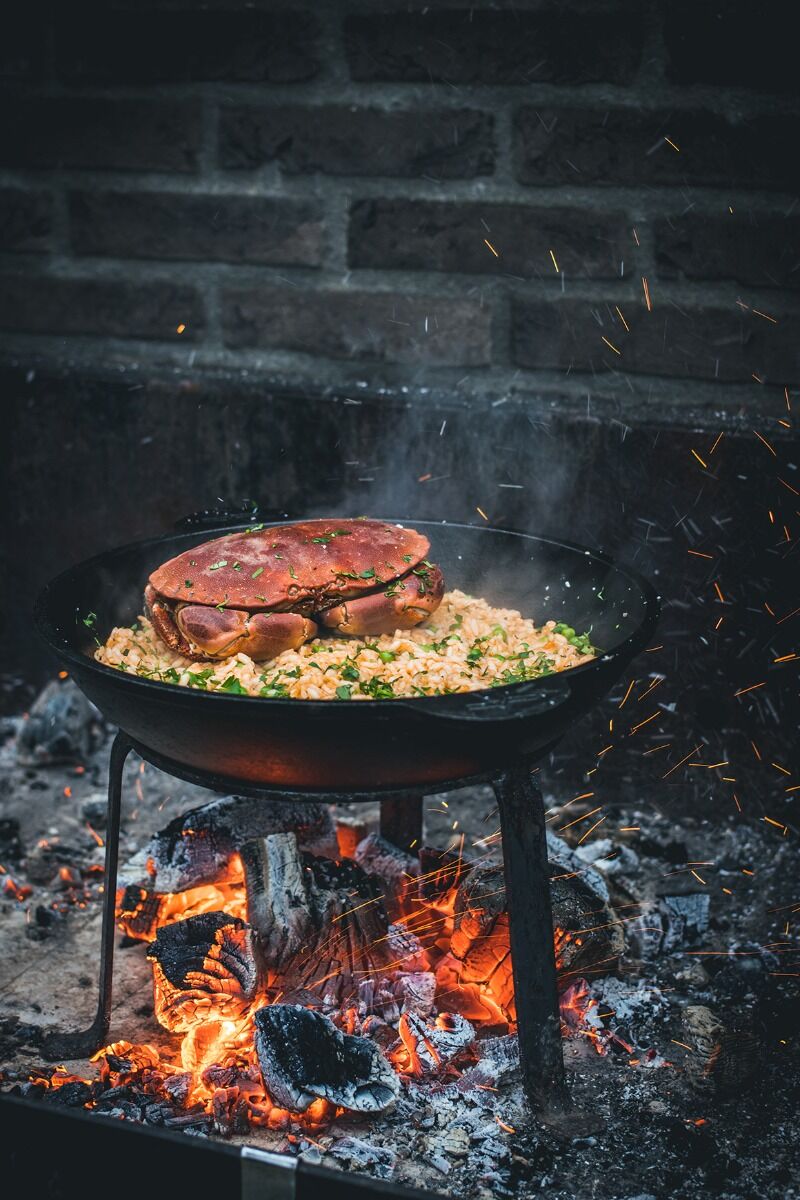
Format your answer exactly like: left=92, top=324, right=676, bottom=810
left=144, top=519, right=445, bottom=663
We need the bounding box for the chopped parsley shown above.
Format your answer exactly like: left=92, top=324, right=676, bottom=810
left=260, top=681, right=289, bottom=698
left=335, top=684, right=353, bottom=700
left=288, top=564, right=297, bottom=579
left=218, top=676, right=247, bottom=694
left=82, top=611, right=98, bottom=628
left=359, top=567, right=376, bottom=579
left=359, top=677, right=396, bottom=700
left=251, top=567, right=264, bottom=579
left=184, top=580, right=193, bottom=589
left=376, top=649, right=396, bottom=664
left=340, top=662, right=360, bottom=682
left=312, top=529, right=353, bottom=545
left=187, top=668, right=215, bottom=689
left=245, top=523, right=266, bottom=534
left=209, top=560, right=227, bottom=571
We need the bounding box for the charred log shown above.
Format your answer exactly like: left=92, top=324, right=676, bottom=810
left=354, top=833, right=418, bottom=918
left=242, top=834, right=416, bottom=1016
left=396, top=1011, right=475, bottom=1078
left=146, top=911, right=262, bottom=1032
left=253, top=1004, right=398, bottom=1113
left=435, top=834, right=621, bottom=1023
left=121, top=794, right=336, bottom=895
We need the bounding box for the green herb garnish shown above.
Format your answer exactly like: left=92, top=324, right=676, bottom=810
left=251, top=567, right=264, bottom=579
left=336, top=684, right=353, bottom=700
left=218, top=676, right=247, bottom=694
left=209, top=560, right=227, bottom=571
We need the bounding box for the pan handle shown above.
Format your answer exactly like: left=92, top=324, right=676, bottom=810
left=174, top=506, right=291, bottom=532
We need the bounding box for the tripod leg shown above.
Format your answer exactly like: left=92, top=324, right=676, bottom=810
left=379, top=793, right=423, bottom=854
left=41, top=731, right=131, bottom=1060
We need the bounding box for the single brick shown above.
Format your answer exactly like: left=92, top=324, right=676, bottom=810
left=0, top=273, right=205, bottom=342
left=655, top=213, right=800, bottom=290
left=515, top=107, right=800, bottom=191
left=55, top=10, right=319, bottom=84
left=511, top=298, right=797, bottom=384
left=219, top=105, right=494, bottom=179
left=0, top=188, right=52, bottom=253
left=222, top=287, right=491, bottom=365
left=344, top=7, right=642, bottom=85
left=69, top=191, right=324, bottom=267
left=349, top=199, right=629, bottom=279
left=664, top=0, right=793, bottom=94
left=0, top=98, right=203, bottom=172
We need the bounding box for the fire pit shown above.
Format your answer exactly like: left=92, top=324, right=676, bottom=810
left=30, top=517, right=657, bottom=1128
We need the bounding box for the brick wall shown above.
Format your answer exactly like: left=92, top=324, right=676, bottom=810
left=0, top=0, right=798, bottom=426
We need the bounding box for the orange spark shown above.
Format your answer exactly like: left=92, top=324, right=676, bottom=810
left=484, top=238, right=499, bottom=257
left=664, top=136, right=680, bottom=151
left=601, top=336, right=621, bottom=355
left=753, top=430, right=777, bottom=456
left=642, top=276, right=652, bottom=310
left=549, top=249, right=559, bottom=272
left=734, top=682, right=765, bottom=697
left=691, top=449, right=708, bottom=469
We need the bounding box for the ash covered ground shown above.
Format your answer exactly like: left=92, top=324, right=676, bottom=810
left=0, top=680, right=798, bottom=1200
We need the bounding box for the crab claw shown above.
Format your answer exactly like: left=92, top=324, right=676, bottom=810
left=317, top=563, right=445, bottom=636
left=146, top=586, right=316, bottom=661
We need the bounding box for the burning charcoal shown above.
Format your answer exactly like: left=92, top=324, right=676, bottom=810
left=121, top=794, right=335, bottom=895
left=385, top=922, right=427, bottom=970
left=327, top=1136, right=396, bottom=1179
left=442, top=836, right=621, bottom=1023
left=243, top=834, right=401, bottom=1015
left=397, top=1011, right=475, bottom=1078
left=458, top=1034, right=520, bottom=1092
left=25, top=838, right=93, bottom=886
left=354, top=832, right=418, bottom=916
left=116, top=884, right=166, bottom=941
left=253, top=1004, right=399, bottom=1113
left=147, top=911, right=262, bottom=1032
left=361, top=1016, right=400, bottom=1054
left=42, top=1080, right=94, bottom=1107
left=16, top=678, right=100, bottom=765
left=398, top=971, right=437, bottom=1017
left=418, top=845, right=471, bottom=904
left=162, top=1071, right=192, bottom=1107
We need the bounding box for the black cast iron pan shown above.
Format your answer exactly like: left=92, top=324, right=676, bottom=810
left=33, top=518, right=659, bottom=791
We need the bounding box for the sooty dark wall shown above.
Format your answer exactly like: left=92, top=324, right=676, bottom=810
left=0, top=0, right=798, bottom=421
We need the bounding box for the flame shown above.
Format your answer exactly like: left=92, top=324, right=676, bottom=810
left=52, top=830, right=621, bottom=1132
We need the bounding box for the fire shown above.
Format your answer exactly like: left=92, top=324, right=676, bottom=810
left=40, top=828, right=619, bottom=1134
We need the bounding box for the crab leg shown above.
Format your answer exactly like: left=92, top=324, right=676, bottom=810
left=146, top=585, right=316, bottom=662
left=317, top=563, right=444, bottom=636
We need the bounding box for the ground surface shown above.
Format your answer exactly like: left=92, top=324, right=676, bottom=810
left=1, top=698, right=798, bottom=1199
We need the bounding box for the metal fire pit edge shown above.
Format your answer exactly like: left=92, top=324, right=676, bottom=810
left=0, top=1092, right=442, bottom=1200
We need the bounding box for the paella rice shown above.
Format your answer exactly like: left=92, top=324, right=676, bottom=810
left=95, top=589, right=596, bottom=699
